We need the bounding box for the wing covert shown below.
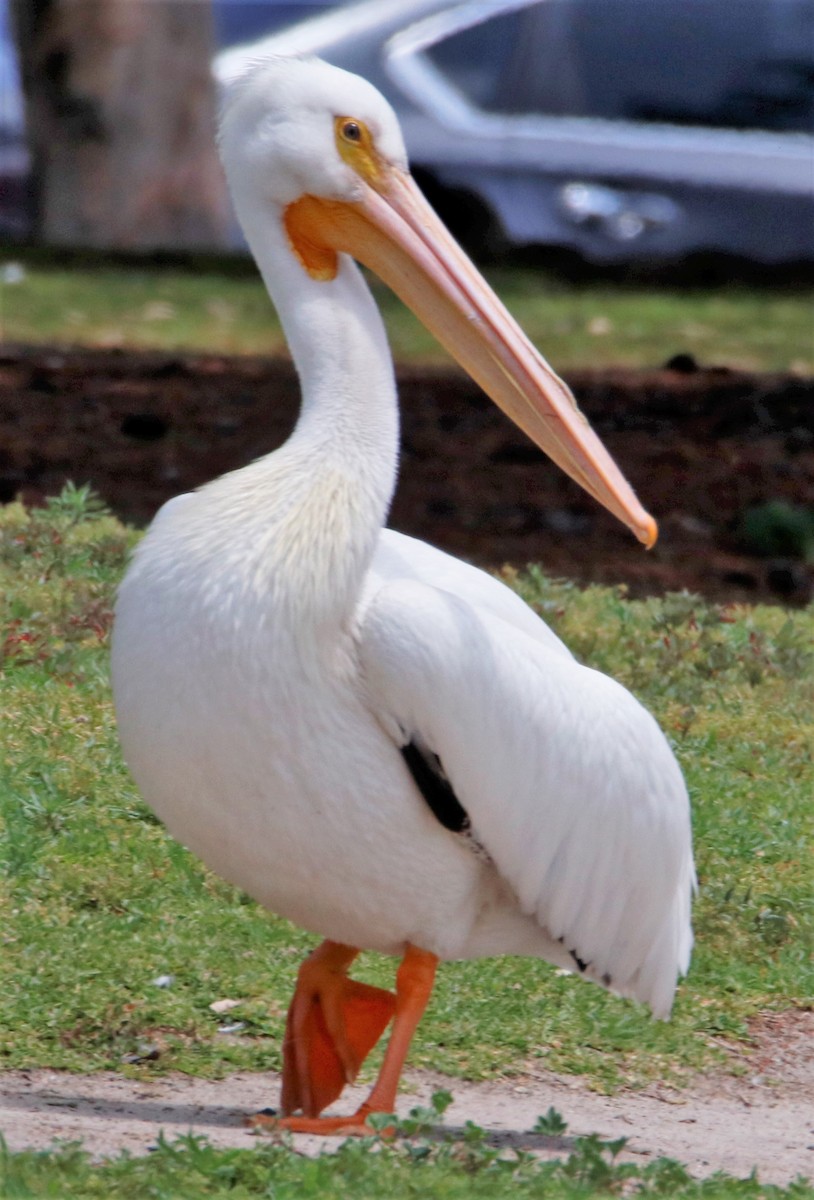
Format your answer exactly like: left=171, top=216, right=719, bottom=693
left=366, top=529, right=573, bottom=659
left=358, top=579, right=694, bottom=1017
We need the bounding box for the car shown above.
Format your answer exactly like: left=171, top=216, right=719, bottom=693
left=213, top=0, right=338, bottom=48
left=214, top=0, right=814, bottom=265
left=0, top=0, right=29, bottom=238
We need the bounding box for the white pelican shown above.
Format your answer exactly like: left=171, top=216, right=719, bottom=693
left=111, top=57, right=694, bottom=1135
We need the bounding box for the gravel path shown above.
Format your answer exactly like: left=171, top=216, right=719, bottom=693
left=2, top=1011, right=811, bottom=1186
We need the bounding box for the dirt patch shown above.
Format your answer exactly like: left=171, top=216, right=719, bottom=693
left=1, top=1011, right=811, bottom=1184
left=1, top=345, right=812, bottom=604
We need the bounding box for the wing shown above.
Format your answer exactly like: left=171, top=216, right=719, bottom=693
left=357, top=578, right=695, bottom=1018
left=366, top=529, right=572, bottom=659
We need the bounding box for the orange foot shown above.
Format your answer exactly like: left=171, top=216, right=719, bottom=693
left=279, top=940, right=396, bottom=1120
left=248, top=1101, right=385, bottom=1137
left=250, top=942, right=439, bottom=1137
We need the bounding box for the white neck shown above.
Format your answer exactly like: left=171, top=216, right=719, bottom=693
left=223, top=195, right=400, bottom=631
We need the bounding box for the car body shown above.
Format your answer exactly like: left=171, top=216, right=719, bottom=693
left=0, top=0, right=29, bottom=239
left=214, top=0, right=814, bottom=264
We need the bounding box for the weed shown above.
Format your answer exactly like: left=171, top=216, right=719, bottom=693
left=738, top=501, right=814, bottom=563
left=534, top=1106, right=569, bottom=1135
left=2, top=1120, right=809, bottom=1198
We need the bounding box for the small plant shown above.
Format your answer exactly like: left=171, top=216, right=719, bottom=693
left=44, top=482, right=111, bottom=526
left=738, top=500, right=814, bottom=563
left=533, top=1106, right=569, bottom=1135
left=561, top=1132, right=632, bottom=1188
left=368, top=1088, right=454, bottom=1139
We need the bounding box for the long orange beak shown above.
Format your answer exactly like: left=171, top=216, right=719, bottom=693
left=285, top=168, right=657, bottom=548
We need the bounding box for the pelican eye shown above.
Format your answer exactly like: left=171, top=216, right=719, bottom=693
left=334, top=115, right=382, bottom=186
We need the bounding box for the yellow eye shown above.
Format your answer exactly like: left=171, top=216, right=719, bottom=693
left=334, top=115, right=383, bottom=186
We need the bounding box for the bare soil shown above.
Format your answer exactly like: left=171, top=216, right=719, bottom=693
left=0, top=1011, right=811, bottom=1184
left=1, top=345, right=812, bottom=604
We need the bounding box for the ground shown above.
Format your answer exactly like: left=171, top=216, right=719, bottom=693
left=1, top=1011, right=811, bottom=1185
left=2, top=346, right=812, bottom=1186
left=1, top=345, right=812, bottom=604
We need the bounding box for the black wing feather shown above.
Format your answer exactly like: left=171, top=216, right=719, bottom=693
left=400, top=740, right=471, bottom=834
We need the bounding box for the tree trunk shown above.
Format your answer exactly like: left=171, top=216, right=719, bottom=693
left=11, top=0, right=231, bottom=250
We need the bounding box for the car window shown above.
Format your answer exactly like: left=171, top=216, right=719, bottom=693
left=425, top=0, right=814, bottom=133
left=423, top=7, right=524, bottom=108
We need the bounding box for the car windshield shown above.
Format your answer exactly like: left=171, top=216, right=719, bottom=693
left=425, top=0, right=814, bottom=133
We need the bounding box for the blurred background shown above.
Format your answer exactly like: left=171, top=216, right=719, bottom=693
left=1, top=0, right=813, bottom=601
left=5, top=0, right=814, bottom=260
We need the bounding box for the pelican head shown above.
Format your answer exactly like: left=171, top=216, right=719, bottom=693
left=219, top=57, right=407, bottom=209
left=219, top=57, right=657, bottom=547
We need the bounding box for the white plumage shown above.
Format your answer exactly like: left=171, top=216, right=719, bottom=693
left=112, top=57, right=694, bottom=1132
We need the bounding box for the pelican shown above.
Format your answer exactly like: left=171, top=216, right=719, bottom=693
left=111, top=57, right=694, bottom=1135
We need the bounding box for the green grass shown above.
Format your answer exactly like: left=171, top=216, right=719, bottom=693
left=1, top=1095, right=813, bottom=1199
left=1, top=254, right=812, bottom=372
left=1, top=488, right=811, bottom=1093
left=0, top=489, right=812, bottom=1194
left=3, top=1113, right=813, bottom=1200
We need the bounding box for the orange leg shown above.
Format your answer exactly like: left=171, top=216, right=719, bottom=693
left=281, top=940, right=396, bottom=1119
left=250, top=942, right=438, bottom=1136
